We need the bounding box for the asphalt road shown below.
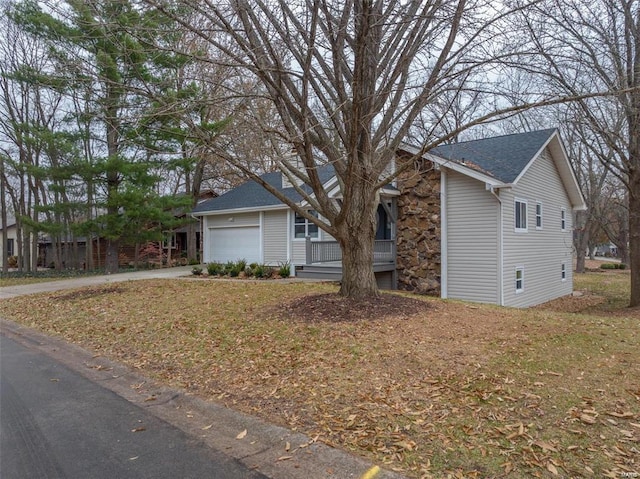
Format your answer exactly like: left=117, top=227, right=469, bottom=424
left=0, top=333, right=267, bottom=479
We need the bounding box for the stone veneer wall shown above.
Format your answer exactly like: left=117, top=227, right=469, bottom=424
left=396, top=158, right=442, bottom=295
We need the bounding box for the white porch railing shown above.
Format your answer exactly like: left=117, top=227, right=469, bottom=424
left=305, top=238, right=396, bottom=264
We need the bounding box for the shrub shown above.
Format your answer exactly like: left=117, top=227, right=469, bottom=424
left=224, top=261, right=235, bottom=275
left=207, top=262, right=222, bottom=275
left=191, top=266, right=203, bottom=276
left=228, top=263, right=242, bottom=277
left=278, top=261, right=291, bottom=277
left=7, top=255, right=17, bottom=268
left=188, top=258, right=200, bottom=266
left=252, top=263, right=268, bottom=278
left=262, top=265, right=275, bottom=278
left=600, top=263, right=626, bottom=270
left=236, top=258, right=247, bottom=272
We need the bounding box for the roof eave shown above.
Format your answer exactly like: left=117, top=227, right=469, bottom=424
left=192, top=204, right=290, bottom=216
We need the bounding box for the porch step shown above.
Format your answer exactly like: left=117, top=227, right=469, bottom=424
left=296, top=265, right=343, bottom=280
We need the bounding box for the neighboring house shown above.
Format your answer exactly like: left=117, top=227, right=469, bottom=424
left=593, top=243, right=619, bottom=258
left=162, top=190, right=217, bottom=261
left=192, top=128, right=586, bottom=307
left=0, top=217, right=18, bottom=268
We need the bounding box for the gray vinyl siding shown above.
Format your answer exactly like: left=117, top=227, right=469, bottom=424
left=263, top=210, right=288, bottom=265
left=204, top=212, right=260, bottom=229
left=502, top=148, right=574, bottom=307
left=445, top=171, right=500, bottom=303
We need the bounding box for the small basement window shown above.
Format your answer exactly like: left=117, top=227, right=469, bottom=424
left=561, top=208, right=566, bottom=231
left=561, top=263, right=567, bottom=281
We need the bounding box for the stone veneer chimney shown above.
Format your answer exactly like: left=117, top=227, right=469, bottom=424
left=395, top=157, right=442, bottom=295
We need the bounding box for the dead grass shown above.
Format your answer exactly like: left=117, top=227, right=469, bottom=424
left=0, top=274, right=638, bottom=478
left=0, top=276, right=69, bottom=287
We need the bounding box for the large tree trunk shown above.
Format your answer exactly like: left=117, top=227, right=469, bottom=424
left=105, top=238, right=119, bottom=273
left=574, top=210, right=589, bottom=274
left=335, top=183, right=379, bottom=298
left=187, top=157, right=205, bottom=263
left=629, top=169, right=640, bottom=307
left=1, top=159, right=7, bottom=274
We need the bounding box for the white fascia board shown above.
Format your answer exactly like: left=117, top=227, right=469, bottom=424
left=380, top=187, right=401, bottom=197
left=424, top=153, right=504, bottom=187
left=298, top=175, right=340, bottom=208
left=192, top=204, right=290, bottom=217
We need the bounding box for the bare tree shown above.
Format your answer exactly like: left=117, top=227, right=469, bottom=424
left=515, top=0, right=640, bottom=305
left=0, top=1, right=62, bottom=272
left=148, top=0, right=562, bottom=298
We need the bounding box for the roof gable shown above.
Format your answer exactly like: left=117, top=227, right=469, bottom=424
left=192, top=166, right=335, bottom=214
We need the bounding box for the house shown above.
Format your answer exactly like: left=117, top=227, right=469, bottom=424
left=192, top=128, right=586, bottom=307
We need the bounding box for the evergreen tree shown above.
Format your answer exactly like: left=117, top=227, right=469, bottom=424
left=11, top=0, right=194, bottom=272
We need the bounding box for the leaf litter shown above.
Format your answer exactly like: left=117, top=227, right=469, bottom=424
left=0, top=274, right=638, bottom=478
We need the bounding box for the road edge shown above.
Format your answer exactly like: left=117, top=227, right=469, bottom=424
left=1, top=318, right=406, bottom=479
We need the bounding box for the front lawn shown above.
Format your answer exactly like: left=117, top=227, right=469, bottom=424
left=0, top=272, right=637, bottom=478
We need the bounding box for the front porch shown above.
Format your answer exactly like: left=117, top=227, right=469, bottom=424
left=296, top=238, right=397, bottom=289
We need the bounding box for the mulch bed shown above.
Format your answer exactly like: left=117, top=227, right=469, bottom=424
left=277, top=292, right=431, bottom=322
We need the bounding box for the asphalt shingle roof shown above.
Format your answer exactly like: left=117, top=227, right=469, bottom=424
left=192, top=166, right=335, bottom=213
left=432, top=128, right=558, bottom=183
left=195, top=129, right=558, bottom=213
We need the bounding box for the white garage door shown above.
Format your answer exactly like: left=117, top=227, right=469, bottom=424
left=209, top=227, right=260, bottom=263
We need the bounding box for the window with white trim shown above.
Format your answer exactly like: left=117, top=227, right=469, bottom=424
left=6, top=238, right=14, bottom=257
left=294, top=210, right=319, bottom=239
left=515, top=266, right=524, bottom=293
left=535, top=202, right=543, bottom=229
left=162, top=232, right=176, bottom=249
left=515, top=199, right=528, bottom=232
left=561, top=208, right=566, bottom=231
left=561, top=263, right=567, bottom=281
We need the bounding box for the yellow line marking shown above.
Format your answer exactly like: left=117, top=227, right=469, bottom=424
left=361, top=465, right=380, bottom=479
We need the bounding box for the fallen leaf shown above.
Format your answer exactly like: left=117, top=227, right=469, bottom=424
left=547, top=462, right=559, bottom=475
left=131, top=427, right=146, bottom=432
left=285, top=441, right=290, bottom=451
left=606, top=411, right=634, bottom=419
left=533, top=440, right=557, bottom=452
left=276, top=455, right=293, bottom=462
left=201, top=424, right=213, bottom=430
left=236, top=429, right=247, bottom=440
left=580, top=414, right=597, bottom=425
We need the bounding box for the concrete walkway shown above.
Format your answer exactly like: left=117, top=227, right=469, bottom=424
left=1, top=267, right=403, bottom=479
left=0, top=266, right=195, bottom=299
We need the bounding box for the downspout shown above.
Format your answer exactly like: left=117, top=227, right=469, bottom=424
left=440, top=169, right=448, bottom=298
left=488, top=186, right=504, bottom=306
left=286, top=210, right=293, bottom=276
